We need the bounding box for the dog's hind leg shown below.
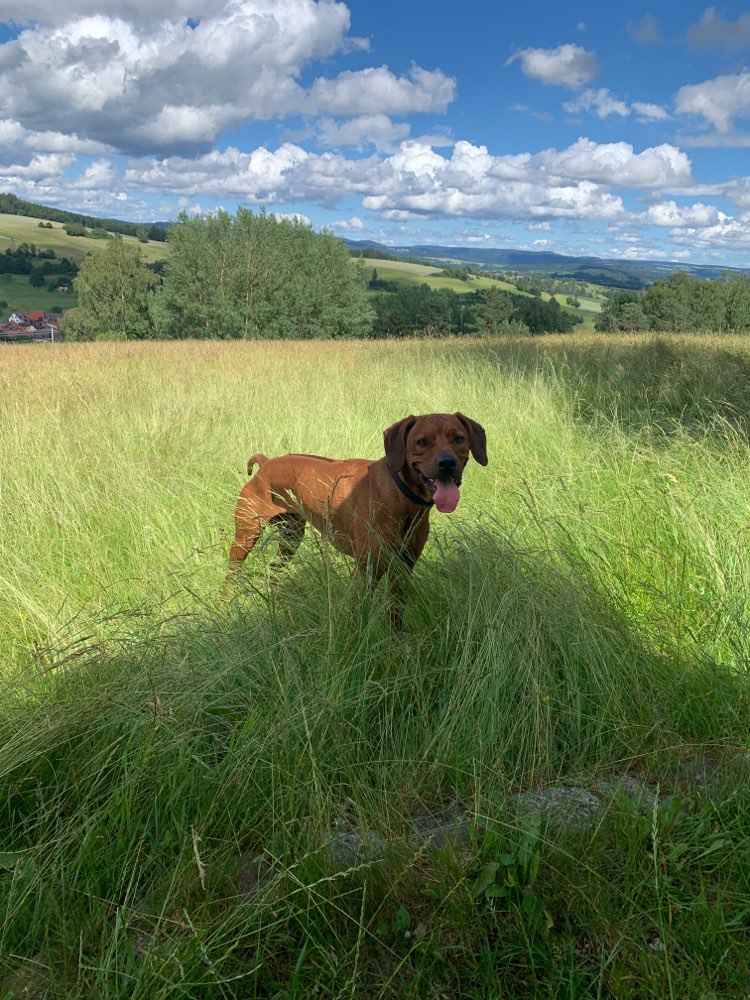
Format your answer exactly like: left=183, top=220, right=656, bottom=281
left=223, top=486, right=285, bottom=596
left=269, top=512, right=306, bottom=572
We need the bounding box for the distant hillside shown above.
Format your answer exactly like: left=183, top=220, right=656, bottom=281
left=0, top=193, right=167, bottom=243
left=2, top=195, right=744, bottom=291
left=347, top=239, right=749, bottom=290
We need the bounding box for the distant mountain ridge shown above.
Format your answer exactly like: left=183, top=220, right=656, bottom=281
left=346, top=239, right=748, bottom=289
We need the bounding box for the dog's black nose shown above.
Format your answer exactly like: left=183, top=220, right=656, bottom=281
left=437, top=453, right=457, bottom=475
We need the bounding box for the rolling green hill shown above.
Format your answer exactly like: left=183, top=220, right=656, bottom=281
left=361, top=257, right=509, bottom=293
left=0, top=214, right=168, bottom=317
left=0, top=213, right=167, bottom=266
left=348, top=238, right=750, bottom=289
left=361, top=256, right=604, bottom=332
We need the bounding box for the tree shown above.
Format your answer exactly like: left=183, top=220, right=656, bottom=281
left=725, top=274, right=750, bottom=330
left=642, top=274, right=694, bottom=331
left=512, top=294, right=582, bottom=334
left=472, top=287, right=514, bottom=335
left=154, top=210, right=374, bottom=340
left=596, top=291, right=648, bottom=332
left=61, top=237, right=156, bottom=340
left=619, top=300, right=649, bottom=332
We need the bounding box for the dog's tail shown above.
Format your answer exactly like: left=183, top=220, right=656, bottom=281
left=247, top=452, right=269, bottom=476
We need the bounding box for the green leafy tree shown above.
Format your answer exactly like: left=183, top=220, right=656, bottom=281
left=618, top=300, right=649, bottom=332
left=61, top=237, right=156, bottom=340
left=642, top=274, right=694, bottom=331
left=472, top=287, right=514, bottom=335
left=725, top=274, right=750, bottom=330
left=596, top=291, right=648, bottom=332
left=155, top=210, right=374, bottom=340
left=512, top=294, right=582, bottom=334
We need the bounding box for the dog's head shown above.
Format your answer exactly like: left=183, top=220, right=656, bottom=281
left=383, top=412, right=488, bottom=513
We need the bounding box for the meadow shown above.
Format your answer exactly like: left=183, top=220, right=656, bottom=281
left=0, top=214, right=167, bottom=317
left=0, top=214, right=167, bottom=266
left=360, top=258, right=511, bottom=293
left=1, top=334, right=750, bottom=998
left=360, top=256, right=604, bottom=332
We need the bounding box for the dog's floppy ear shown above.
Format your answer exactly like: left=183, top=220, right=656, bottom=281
left=383, top=415, right=416, bottom=472
left=455, top=413, right=488, bottom=466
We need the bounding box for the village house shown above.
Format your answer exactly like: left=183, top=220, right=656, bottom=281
left=0, top=310, right=62, bottom=342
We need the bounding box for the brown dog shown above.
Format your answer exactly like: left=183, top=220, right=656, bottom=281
left=225, top=413, right=488, bottom=625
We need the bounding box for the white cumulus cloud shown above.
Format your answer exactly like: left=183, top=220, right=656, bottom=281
left=564, top=88, right=629, bottom=118
left=316, top=114, right=411, bottom=150
left=564, top=89, right=670, bottom=122
left=308, top=65, right=455, bottom=116
left=121, top=136, right=697, bottom=226
left=0, top=1, right=449, bottom=156
left=644, top=200, right=723, bottom=227
left=675, top=71, right=750, bottom=133
left=507, top=44, right=599, bottom=90
left=538, top=139, right=692, bottom=189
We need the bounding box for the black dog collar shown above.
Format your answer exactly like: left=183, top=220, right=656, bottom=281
left=389, top=466, right=433, bottom=507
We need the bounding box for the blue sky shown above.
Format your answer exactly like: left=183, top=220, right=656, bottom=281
left=2, top=2, right=750, bottom=264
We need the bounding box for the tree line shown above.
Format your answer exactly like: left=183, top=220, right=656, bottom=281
left=60, top=209, right=750, bottom=341
left=596, top=272, right=750, bottom=333
left=367, top=280, right=581, bottom=337
left=61, top=210, right=585, bottom=342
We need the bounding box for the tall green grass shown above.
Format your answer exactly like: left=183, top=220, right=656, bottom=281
left=1, top=335, right=749, bottom=997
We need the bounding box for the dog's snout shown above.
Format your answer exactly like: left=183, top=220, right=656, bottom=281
left=437, top=453, right=457, bottom=475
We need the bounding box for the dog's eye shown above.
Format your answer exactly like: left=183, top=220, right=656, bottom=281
left=453, top=435, right=466, bottom=444
left=415, top=437, right=430, bottom=448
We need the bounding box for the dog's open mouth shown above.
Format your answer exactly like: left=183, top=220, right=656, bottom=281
left=415, top=468, right=461, bottom=513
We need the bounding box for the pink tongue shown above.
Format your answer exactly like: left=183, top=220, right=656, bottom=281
left=433, top=480, right=460, bottom=513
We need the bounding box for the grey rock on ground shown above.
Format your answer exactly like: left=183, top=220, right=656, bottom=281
left=406, top=803, right=471, bottom=852
left=322, top=826, right=388, bottom=867
left=508, top=786, right=602, bottom=831
left=319, top=756, right=750, bottom=871
left=591, top=774, right=660, bottom=814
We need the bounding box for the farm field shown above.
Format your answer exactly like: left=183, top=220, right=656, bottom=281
left=360, top=256, right=516, bottom=293
left=0, top=213, right=167, bottom=266
left=360, top=256, right=603, bottom=331
left=0, top=277, right=77, bottom=314
left=2, top=335, right=750, bottom=997
left=0, top=213, right=167, bottom=317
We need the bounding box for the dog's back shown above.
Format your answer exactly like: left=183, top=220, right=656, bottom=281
left=248, top=451, right=337, bottom=476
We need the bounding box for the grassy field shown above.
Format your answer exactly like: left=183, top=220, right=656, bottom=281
left=2, top=335, right=750, bottom=997
left=0, top=277, right=77, bottom=314
left=0, top=214, right=167, bottom=317
left=359, top=257, right=603, bottom=332
left=360, top=257, right=515, bottom=294
left=0, top=213, right=168, bottom=266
